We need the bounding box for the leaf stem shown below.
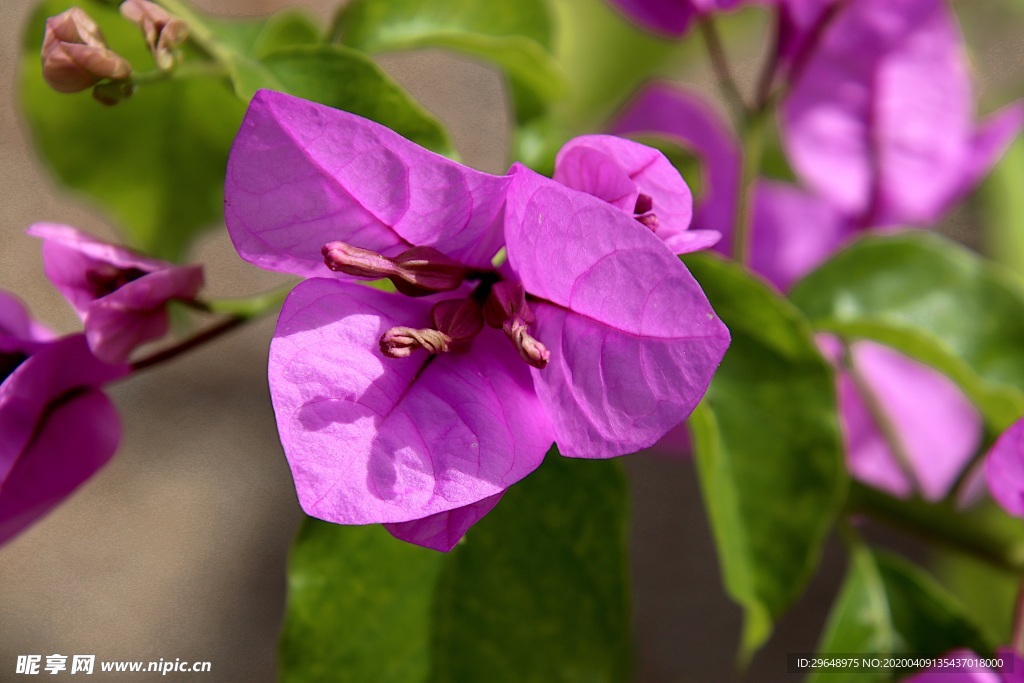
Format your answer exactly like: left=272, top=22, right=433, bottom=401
left=847, top=481, right=1024, bottom=575
left=130, top=316, right=247, bottom=373
left=731, top=109, right=765, bottom=265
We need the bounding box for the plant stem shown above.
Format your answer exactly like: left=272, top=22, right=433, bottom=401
left=130, top=316, right=247, bottom=373
left=731, top=109, right=765, bottom=265
left=848, top=481, right=1024, bottom=575
left=697, top=18, right=749, bottom=125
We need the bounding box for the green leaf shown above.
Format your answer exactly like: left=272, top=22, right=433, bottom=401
left=684, top=253, right=846, bottom=661
left=333, top=0, right=565, bottom=120
left=430, top=451, right=630, bottom=683
left=160, top=0, right=454, bottom=154
left=809, top=544, right=991, bottom=683
left=280, top=522, right=444, bottom=683
left=790, top=232, right=1024, bottom=432
left=280, top=451, right=631, bottom=683
left=20, top=0, right=244, bottom=260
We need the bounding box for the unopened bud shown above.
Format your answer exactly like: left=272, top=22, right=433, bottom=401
left=42, top=8, right=131, bottom=93
left=92, top=78, right=135, bottom=105
left=120, top=0, right=189, bottom=71
left=379, top=326, right=451, bottom=358
left=431, top=299, right=483, bottom=348
left=322, top=241, right=467, bottom=297
left=483, top=281, right=548, bottom=369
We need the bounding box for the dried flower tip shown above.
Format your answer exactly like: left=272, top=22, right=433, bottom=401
left=508, top=320, right=550, bottom=369
left=379, top=326, right=451, bottom=358
left=42, top=8, right=131, bottom=93
left=322, top=242, right=467, bottom=296
left=120, top=0, right=189, bottom=71
left=431, top=298, right=484, bottom=347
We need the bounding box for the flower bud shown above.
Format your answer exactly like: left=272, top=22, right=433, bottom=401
left=484, top=281, right=549, bottom=369
left=92, top=79, right=135, bottom=106
left=633, top=193, right=659, bottom=231
left=120, top=0, right=189, bottom=71
left=322, top=242, right=467, bottom=297
left=431, top=299, right=483, bottom=348
left=41, top=8, right=131, bottom=93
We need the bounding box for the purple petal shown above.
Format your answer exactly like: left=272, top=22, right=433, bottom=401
left=0, top=335, right=127, bottom=485
left=902, top=650, right=1002, bottom=683
left=0, top=389, right=120, bottom=546
left=269, top=278, right=554, bottom=525
left=827, top=338, right=982, bottom=501
left=384, top=492, right=504, bottom=552
left=554, top=134, right=695, bottom=252
left=750, top=180, right=853, bottom=290
left=776, top=0, right=841, bottom=69
left=782, top=0, right=979, bottom=226
left=605, top=0, right=700, bottom=36
left=0, top=291, right=53, bottom=344
left=226, top=90, right=510, bottom=278
left=948, top=102, right=1024, bottom=211
left=609, top=84, right=741, bottom=251
left=984, top=417, right=1024, bottom=518
left=662, top=229, right=722, bottom=254
left=503, top=165, right=730, bottom=458
left=85, top=265, right=203, bottom=363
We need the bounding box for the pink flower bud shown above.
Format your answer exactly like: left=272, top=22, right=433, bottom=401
left=507, top=319, right=550, bottom=369
left=41, top=8, right=131, bottom=93
left=483, top=282, right=548, bottom=368
left=322, top=241, right=400, bottom=279
left=431, top=299, right=483, bottom=348
left=119, top=0, right=189, bottom=71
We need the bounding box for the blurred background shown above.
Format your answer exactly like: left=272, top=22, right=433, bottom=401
left=0, top=0, right=1021, bottom=680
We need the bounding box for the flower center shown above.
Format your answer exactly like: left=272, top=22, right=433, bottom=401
left=86, top=264, right=148, bottom=299
left=633, top=193, right=659, bottom=231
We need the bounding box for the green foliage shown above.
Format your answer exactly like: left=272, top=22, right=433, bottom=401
left=810, top=544, right=991, bottom=683
left=982, top=136, right=1024, bottom=275
left=790, top=231, right=1024, bottom=432
left=684, top=253, right=847, bottom=661
left=333, top=0, right=564, bottom=127
left=21, top=0, right=243, bottom=261
left=280, top=451, right=631, bottom=683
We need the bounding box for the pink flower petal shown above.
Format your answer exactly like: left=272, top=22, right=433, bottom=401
left=503, top=165, right=730, bottom=458
left=384, top=492, right=504, bottom=552
left=985, top=417, right=1024, bottom=518
left=269, top=278, right=554, bottom=524
left=226, top=90, right=510, bottom=278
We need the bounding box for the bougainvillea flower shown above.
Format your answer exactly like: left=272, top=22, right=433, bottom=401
left=0, top=291, right=127, bottom=546
left=903, top=649, right=1024, bottom=683
left=605, top=0, right=748, bottom=37
left=984, top=418, right=1024, bottom=518
left=820, top=336, right=982, bottom=501
left=553, top=134, right=721, bottom=254
left=227, top=90, right=729, bottom=550
left=27, top=223, right=204, bottom=364
left=782, top=0, right=1024, bottom=227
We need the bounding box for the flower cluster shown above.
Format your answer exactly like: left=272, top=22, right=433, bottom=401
left=607, top=0, right=1021, bottom=503
left=225, top=89, right=730, bottom=550
left=0, top=226, right=203, bottom=546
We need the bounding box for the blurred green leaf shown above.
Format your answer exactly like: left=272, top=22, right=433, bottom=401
left=809, top=545, right=991, bottom=683
left=333, top=0, right=564, bottom=126
left=280, top=451, right=631, bottom=683
left=431, top=450, right=630, bottom=683
left=981, top=136, right=1024, bottom=276
left=281, top=522, right=444, bottom=683
left=790, top=232, right=1024, bottom=432
left=684, top=253, right=846, bottom=661
left=21, top=0, right=243, bottom=260
left=161, top=0, right=454, bottom=154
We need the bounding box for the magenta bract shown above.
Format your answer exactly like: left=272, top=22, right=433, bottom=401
left=0, top=291, right=127, bottom=546
left=27, top=224, right=203, bottom=364
left=228, top=90, right=730, bottom=550
left=985, top=418, right=1024, bottom=518
left=605, top=0, right=748, bottom=37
